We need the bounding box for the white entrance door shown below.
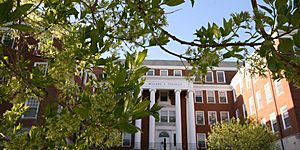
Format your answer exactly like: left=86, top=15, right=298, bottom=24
left=158, top=132, right=171, bottom=150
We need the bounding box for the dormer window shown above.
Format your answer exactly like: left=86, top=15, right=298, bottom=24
left=146, top=69, right=154, bottom=76
left=205, top=71, right=213, bottom=83
left=217, top=71, right=225, bottom=83
left=160, top=70, right=168, bottom=76
left=174, top=70, right=182, bottom=76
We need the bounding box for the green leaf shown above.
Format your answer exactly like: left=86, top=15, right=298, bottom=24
left=152, top=0, right=161, bottom=7
left=8, top=4, right=34, bottom=21
left=164, top=0, right=185, bottom=6
left=258, top=4, right=273, bottom=15
left=293, top=31, right=300, bottom=48
left=223, top=51, right=233, bottom=59
left=0, top=0, right=13, bottom=22
left=133, top=100, right=150, bottom=114
left=4, top=24, right=34, bottom=32
left=135, top=49, right=147, bottom=65
left=118, top=122, right=138, bottom=133
left=74, top=105, right=90, bottom=120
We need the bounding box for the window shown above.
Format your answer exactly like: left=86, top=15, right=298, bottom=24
left=240, top=82, right=244, bottom=95
left=220, top=111, right=230, bottom=123
left=249, top=97, right=256, bottom=115
left=270, top=113, right=279, bottom=133
left=218, top=91, right=227, bottom=103
left=169, top=111, right=176, bottom=123
left=208, top=111, right=217, bottom=125
left=160, top=110, right=168, bottom=122
left=256, top=90, right=263, bottom=110
left=280, top=106, right=291, bottom=129
left=207, top=91, right=215, bottom=103
left=205, top=71, right=213, bottom=82
left=264, top=82, right=273, bottom=103
left=275, top=80, right=284, bottom=96
left=174, top=70, right=182, bottom=76
left=33, top=62, right=48, bottom=75
left=235, top=109, right=240, bottom=119
left=233, top=89, right=237, bottom=102
left=22, top=97, right=40, bottom=119
left=197, top=133, right=206, bottom=149
left=196, top=111, right=205, bottom=125
left=243, top=104, right=248, bottom=118
left=122, top=133, right=131, bottom=147
left=146, top=69, right=154, bottom=76
left=195, top=91, right=203, bottom=103
left=160, top=91, right=168, bottom=102
left=217, top=71, right=225, bottom=83
left=160, top=70, right=168, bottom=76
left=246, top=76, right=251, bottom=89
left=1, top=33, right=14, bottom=48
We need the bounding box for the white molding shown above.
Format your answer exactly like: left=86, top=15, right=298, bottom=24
left=193, top=84, right=233, bottom=91
left=146, top=65, right=237, bottom=71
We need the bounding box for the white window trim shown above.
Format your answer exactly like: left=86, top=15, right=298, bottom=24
left=216, top=71, right=226, bottom=83
left=146, top=69, right=154, bottom=76
left=275, top=80, right=284, bottom=96
left=208, top=111, right=218, bottom=125
left=197, top=133, right=207, bottom=149
left=159, top=91, right=171, bottom=104
left=246, top=76, right=251, bottom=90
left=280, top=105, right=291, bottom=129
left=21, top=96, right=40, bottom=119
left=242, top=104, right=247, bottom=118
left=270, top=112, right=278, bottom=133
left=205, top=71, right=214, bottom=83
left=33, top=62, right=48, bottom=75
left=255, top=90, right=262, bottom=110
left=240, top=82, right=244, bottom=95
left=220, top=111, right=230, bottom=123
left=195, top=91, right=203, bottom=103
left=218, top=91, right=228, bottom=104
left=1, top=33, right=15, bottom=48
left=122, top=133, right=131, bottom=147
left=235, top=109, right=239, bottom=119
left=264, top=82, right=273, bottom=104
left=159, top=109, right=176, bottom=123
left=173, top=70, right=182, bottom=76
left=249, top=97, right=255, bottom=115
left=206, top=91, right=216, bottom=103
left=160, top=70, right=168, bottom=76
left=196, top=111, right=205, bottom=125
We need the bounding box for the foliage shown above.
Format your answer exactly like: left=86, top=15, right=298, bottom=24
left=0, top=0, right=299, bottom=149
left=207, top=118, right=277, bottom=150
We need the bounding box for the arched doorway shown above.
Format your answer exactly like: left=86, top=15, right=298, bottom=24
left=158, top=131, right=170, bottom=150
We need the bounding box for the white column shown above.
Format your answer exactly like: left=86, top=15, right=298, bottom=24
left=187, top=90, right=197, bottom=150
left=149, top=89, right=156, bottom=150
left=175, top=89, right=182, bottom=150
left=134, top=89, right=143, bottom=150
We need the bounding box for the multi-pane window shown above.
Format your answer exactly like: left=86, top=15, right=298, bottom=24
left=197, top=133, right=206, bottom=149
left=1, top=33, right=14, bottom=48
left=33, top=62, right=48, bottom=75
left=122, top=133, right=131, bottom=147
left=243, top=104, right=248, bottom=118
left=207, top=91, right=215, bottom=103
left=275, top=80, right=284, bottom=96
left=208, top=111, right=217, bottom=125
left=169, top=111, right=176, bottom=123
left=246, top=76, right=251, bottom=90
left=196, top=111, right=205, bottom=125
left=249, top=97, right=255, bottom=115
left=195, top=91, right=203, bottom=103
left=235, top=109, right=240, bottom=119
left=174, top=70, right=182, bottom=76
left=160, top=70, right=168, bottom=76
left=160, top=110, right=168, bottom=122
left=220, top=111, right=230, bottom=123
left=22, top=97, right=40, bottom=119
left=264, top=82, right=273, bottom=103
left=205, top=71, right=213, bottom=83
left=270, top=113, right=279, bottom=133
left=280, top=106, right=291, bottom=129
left=256, top=90, right=263, bottom=110
left=146, top=69, right=154, bottom=76
left=160, top=91, right=168, bottom=102
left=218, top=91, right=227, bottom=103
left=217, top=71, right=225, bottom=83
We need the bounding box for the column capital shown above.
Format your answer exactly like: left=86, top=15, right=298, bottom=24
left=149, top=88, right=156, bottom=93
left=174, top=89, right=181, bottom=93
left=187, top=89, right=195, bottom=93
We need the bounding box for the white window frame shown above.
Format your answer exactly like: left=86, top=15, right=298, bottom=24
left=280, top=105, right=291, bottom=129
left=160, top=70, right=168, bottom=76
left=196, top=111, right=205, bottom=125
left=159, top=91, right=170, bottom=103
left=275, top=80, right=284, bottom=96
left=220, top=111, right=230, bottom=123
left=208, top=111, right=217, bottom=125
left=122, top=132, right=132, bottom=147
left=249, top=97, right=255, bottom=115
left=205, top=71, right=214, bottom=83
left=243, top=104, right=247, bottom=118
left=160, top=110, right=168, bottom=123
left=255, top=90, right=262, bottom=110
left=33, top=62, right=48, bottom=75
left=1, top=33, right=15, bottom=48
left=246, top=75, right=251, bottom=90
left=195, top=91, right=203, bottom=103
left=218, top=91, right=228, bottom=104
left=240, top=81, right=244, bottom=95
left=173, top=70, right=182, bottom=76
left=270, top=112, right=279, bottom=133
left=235, top=109, right=240, bottom=119
left=22, top=96, right=40, bottom=119
left=206, top=91, right=215, bottom=103
left=197, top=133, right=207, bottom=149
left=169, top=110, right=176, bottom=123
left=146, top=69, right=154, bottom=76
left=216, top=71, right=226, bottom=83
left=264, top=82, right=273, bottom=104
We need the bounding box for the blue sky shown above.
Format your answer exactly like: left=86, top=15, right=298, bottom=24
left=147, top=0, right=254, bottom=60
